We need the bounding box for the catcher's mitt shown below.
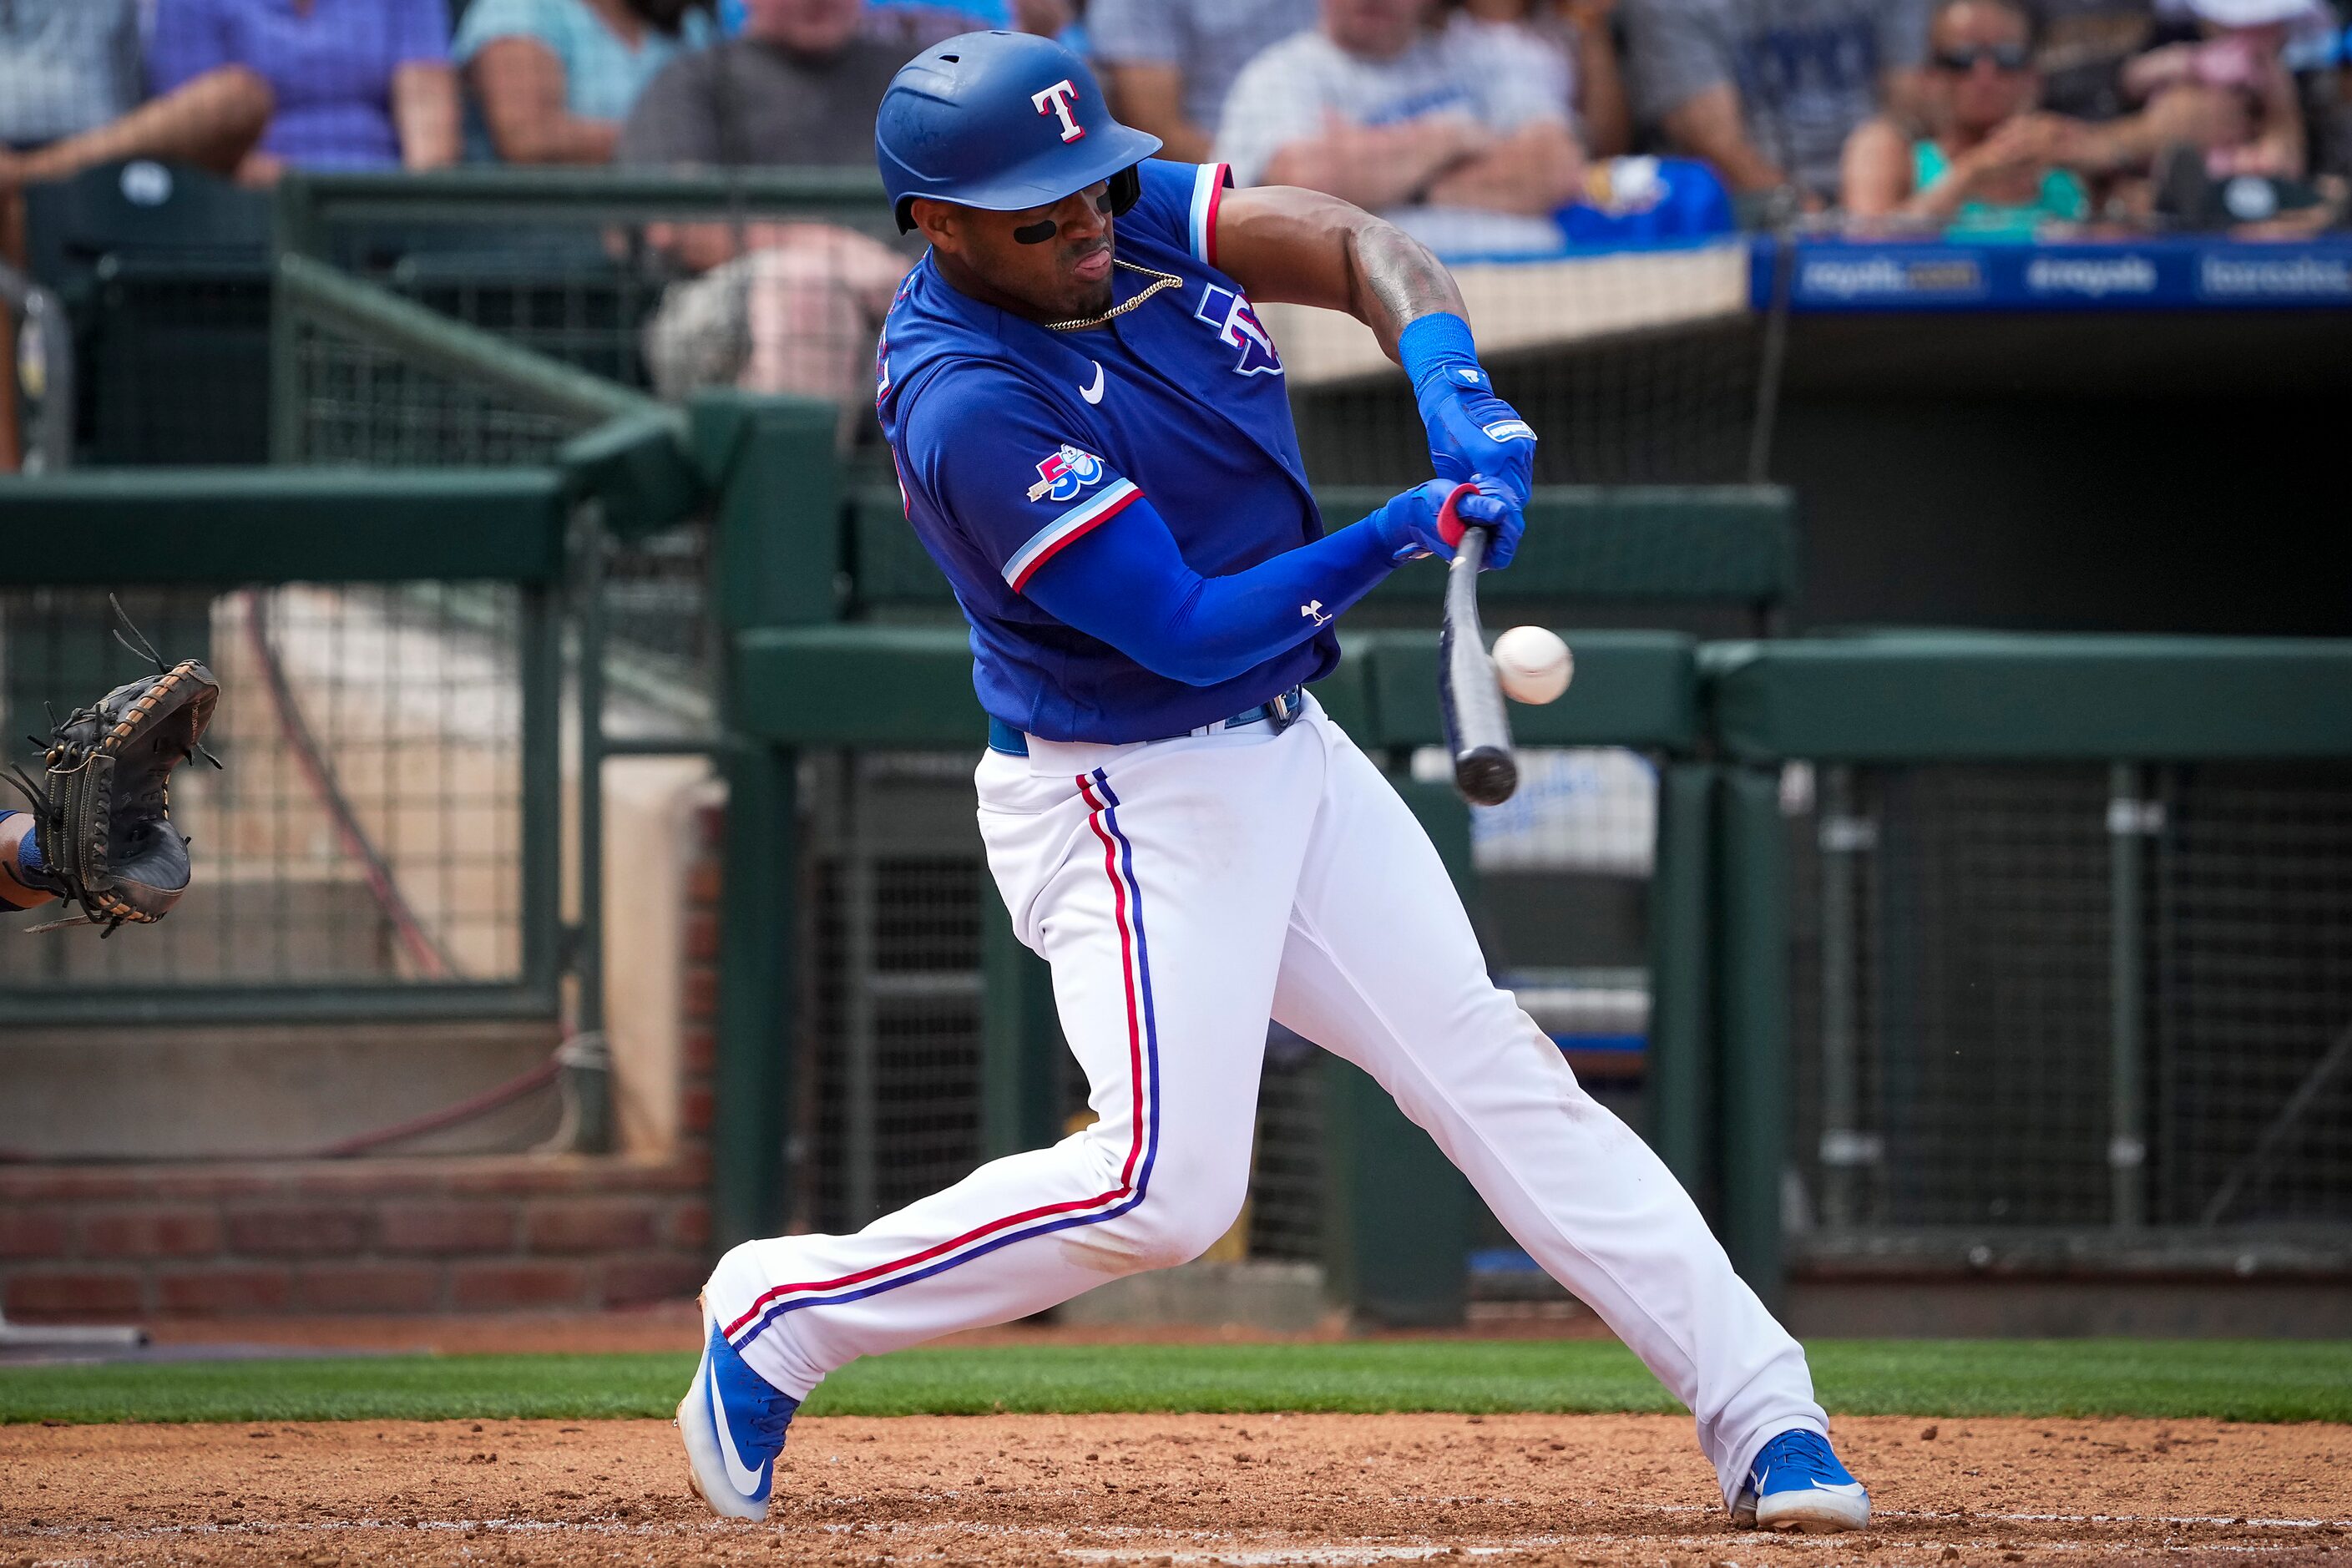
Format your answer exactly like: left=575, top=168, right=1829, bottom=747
left=7, top=650, right=220, bottom=933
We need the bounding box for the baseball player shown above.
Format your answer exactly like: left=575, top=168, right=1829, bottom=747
left=679, top=30, right=1870, bottom=1536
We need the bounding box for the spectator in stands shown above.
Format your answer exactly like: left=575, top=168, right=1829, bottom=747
left=1090, top=0, right=1320, bottom=163
left=147, top=0, right=461, bottom=180
left=858, top=3, right=1005, bottom=51
left=870, top=0, right=1076, bottom=36
left=1623, top=0, right=1933, bottom=209
left=0, top=0, right=273, bottom=191
left=2132, top=0, right=2351, bottom=228
left=716, top=0, right=1075, bottom=42
left=2127, top=0, right=2322, bottom=176
left=1214, top=0, right=1587, bottom=255
left=1842, top=0, right=2094, bottom=238
left=1449, top=0, right=1634, bottom=156
left=619, top=0, right=913, bottom=418
left=1914, top=0, right=2308, bottom=222
left=457, top=0, right=716, bottom=164
left=2027, top=0, right=2171, bottom=119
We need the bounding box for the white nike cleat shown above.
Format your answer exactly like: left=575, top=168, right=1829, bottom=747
left=676, top=1301, right=799, bottom=1520
left=1732, top=1428, right=1871, bottom=1533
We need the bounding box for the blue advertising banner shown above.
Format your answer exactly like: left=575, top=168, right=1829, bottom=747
left=1753, top=236, right=2352, bottom=312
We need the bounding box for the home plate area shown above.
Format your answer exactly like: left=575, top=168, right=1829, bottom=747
left=4, top=1413, right=2346, bottom=1566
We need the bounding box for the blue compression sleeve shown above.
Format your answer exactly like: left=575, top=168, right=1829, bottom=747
left=1397, top=311, right=1481, bottom=403
left=1021, top=493, right=1406, bottom=688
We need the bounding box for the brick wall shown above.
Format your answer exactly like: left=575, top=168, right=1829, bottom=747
left=0, top=802, right=730, bottom=1323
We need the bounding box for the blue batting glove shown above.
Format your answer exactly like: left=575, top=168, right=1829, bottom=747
left=1452, top=474, right=1525, bottom=570
left=1397, top=314, right=1537, bottom=508
left=1368, top=478, right=1521, bottom=569
left=1423, top=377, right=1535, bottom=504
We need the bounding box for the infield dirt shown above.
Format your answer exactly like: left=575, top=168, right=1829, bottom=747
left=5, top=1412, right=2347, bottom=1566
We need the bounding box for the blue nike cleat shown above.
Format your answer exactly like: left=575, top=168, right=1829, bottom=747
left=1729, top=1428, right=1870, bottom=1533
left=677, top=1302, right=799, bottom=1520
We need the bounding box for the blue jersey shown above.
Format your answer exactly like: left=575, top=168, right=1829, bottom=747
left=877, top=159, right=1335, bottom=744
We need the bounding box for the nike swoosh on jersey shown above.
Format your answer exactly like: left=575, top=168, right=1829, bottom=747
left=1080, top=362, right=1105, bottom=404
left=709, top=1359, right=766, bottom=1498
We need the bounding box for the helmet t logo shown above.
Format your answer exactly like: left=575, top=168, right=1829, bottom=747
left=1031, top=78, right=1085, bottom=143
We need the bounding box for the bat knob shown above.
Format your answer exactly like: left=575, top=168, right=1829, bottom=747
left=1454, top=745, right=1519, bottom=807
left=1435, top=481, right=1482, bottom=550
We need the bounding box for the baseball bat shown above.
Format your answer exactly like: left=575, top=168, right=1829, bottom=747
left=1436, top=487, right=1519, bottom=807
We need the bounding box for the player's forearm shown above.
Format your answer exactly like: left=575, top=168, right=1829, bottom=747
left=1023, top=497, right=1405, bottom=688
left=1153, top=524, right=1399, bottom=685
left=1345, top=214, right=1469, bottom=360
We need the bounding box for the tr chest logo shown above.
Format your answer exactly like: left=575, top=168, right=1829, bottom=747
left=1028, top=443, right=1107, bottom=503
left=1194, top=284, right=1282, bottom=377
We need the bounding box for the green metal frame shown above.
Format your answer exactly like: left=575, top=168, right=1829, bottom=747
left=1715, top=764, right=1790, bottom=1303
left=713, top=735, right=798, bottom=1246
left=0, top=473, right=569, bottom=1028
left=1646, top=762, right=1718, bottom=1197
left=276, top=167, right=890, bottom=250
left=1703, top=634, right=2352, bottom=762
left=0, top=468, right=569, bottom=584
left=1699, top=633, right=2352, bottom=1304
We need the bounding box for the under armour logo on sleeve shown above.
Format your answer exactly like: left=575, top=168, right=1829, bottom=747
left=1031, top=79, right=1085, bottom=143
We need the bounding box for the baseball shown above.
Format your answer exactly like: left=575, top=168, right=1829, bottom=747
left=1493, top=625, right=1573, bottom=705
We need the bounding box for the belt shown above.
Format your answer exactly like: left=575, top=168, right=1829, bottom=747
left=989, top=686, right=1305, bottom=757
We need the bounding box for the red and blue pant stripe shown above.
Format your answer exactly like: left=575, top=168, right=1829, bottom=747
left=722, top=768, right=1159, bottom=1349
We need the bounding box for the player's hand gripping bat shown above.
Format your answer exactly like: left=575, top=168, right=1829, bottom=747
left=1434, top=482, right=1519, bottom=807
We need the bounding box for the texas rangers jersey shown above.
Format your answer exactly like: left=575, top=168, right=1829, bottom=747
left=878, top=159, right=1333, bottom=744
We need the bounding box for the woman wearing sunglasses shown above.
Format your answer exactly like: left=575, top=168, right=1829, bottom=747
left=1840, top=0, right=2093, bottom=239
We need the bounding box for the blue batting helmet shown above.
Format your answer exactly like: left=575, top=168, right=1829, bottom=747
left=876, top=31, right=1162, bottom=235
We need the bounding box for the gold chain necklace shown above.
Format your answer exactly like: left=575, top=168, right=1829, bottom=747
left=1043, top=259, right=1186, bottom=332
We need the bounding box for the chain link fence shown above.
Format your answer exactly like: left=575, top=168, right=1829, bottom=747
left=1783, top=759, right=2352, bottom=1258
left=279, top=276, right=721, bottom=746
left=291, top=311, right=584, bottom=470
left=0, top=581, right=541, bottom=996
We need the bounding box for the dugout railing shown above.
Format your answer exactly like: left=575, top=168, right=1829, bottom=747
left=1701, top=635, right=2352, bottom=1313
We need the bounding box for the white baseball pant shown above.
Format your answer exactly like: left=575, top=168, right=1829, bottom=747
left=706, top=700, right=1826, bottom=1504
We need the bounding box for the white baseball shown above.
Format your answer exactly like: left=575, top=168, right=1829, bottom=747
left=1493, top=625, right=1572, bottom=706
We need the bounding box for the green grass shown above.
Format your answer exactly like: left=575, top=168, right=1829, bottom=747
left=3, top=1340, right=2348, bottom=1427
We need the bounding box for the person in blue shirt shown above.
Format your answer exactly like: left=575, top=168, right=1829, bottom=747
left=455, top=0, right=715, bottom=164
left=675, top=30, right=1875, bottom=1542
